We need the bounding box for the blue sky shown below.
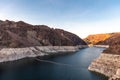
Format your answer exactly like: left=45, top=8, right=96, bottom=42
left=0, top=0, right=120, bottom=38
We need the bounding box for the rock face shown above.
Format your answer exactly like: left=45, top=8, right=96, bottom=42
left=0, top=20, right=87, bottom=48
left=88, top=33, right=120, bottom=80
left=88, top=53, right=120, bottom=79
left=98, top=33, right=120, bottom=55
left=85, top=32, right=120, bottom=54
left=0, top=46, right=86, bottom=62
left=84, top=33, right=112, bottom=44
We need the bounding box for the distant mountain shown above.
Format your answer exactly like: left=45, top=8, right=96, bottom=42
left=85, top=32, right=120, bottom=55
left=0, top=20, right=87, bottom=48
left=84, top=33, right=113, bottom=44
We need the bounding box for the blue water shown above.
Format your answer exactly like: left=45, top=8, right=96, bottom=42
left=0, top=47, right=108, bottom=80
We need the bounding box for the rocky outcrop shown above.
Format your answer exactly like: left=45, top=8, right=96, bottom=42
left=0, top=46, right=86, bottom=63
left=88, top=53, right=120, bottom=80
left=99, top=33, right=120, bottom=55
left=88, top=33, right=120, bottom=80
left=109, top=69, right=120, bottom=80
left=0, top=20, right=87, bottom=48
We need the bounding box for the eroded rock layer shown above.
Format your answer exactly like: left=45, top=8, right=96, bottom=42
left=0, top=46, right=86, bottom=62
left=88, top=53, right=120, bottom=80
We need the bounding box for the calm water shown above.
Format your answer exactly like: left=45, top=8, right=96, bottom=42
left=0, top=47, right=108, bottom=80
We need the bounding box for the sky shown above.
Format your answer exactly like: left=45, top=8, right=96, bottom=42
left=0, top=0, right=120, bottom=38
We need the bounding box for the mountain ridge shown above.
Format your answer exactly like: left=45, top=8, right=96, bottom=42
left=84, top=32, right=120, bottom=55
left=0, top=20, right=87, bottom=48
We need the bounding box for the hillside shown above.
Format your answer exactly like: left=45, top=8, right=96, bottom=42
left=100, top=33, right=120, bottom=55
left=94, top=33, right=120, bottom=55
left=0, top=20, right=87, bottom=48
left=84, top=33, right=112, bottom=44
left=85, top=32, right=120, bottom=55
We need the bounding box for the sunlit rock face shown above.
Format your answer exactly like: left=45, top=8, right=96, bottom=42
left=102, top=34, right=120, bottom=55
left=85, top=32, right=120, bottom=55
left=84, top=33, right=112, bottom=44
left=0, top=20, right=87, bottom=48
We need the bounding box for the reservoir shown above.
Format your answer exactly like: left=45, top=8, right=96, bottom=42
left=0, top=47, right=108, bottom=80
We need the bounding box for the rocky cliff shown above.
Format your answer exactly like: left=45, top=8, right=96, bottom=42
left=88, top=33, right=120, bottom=80
left=88, top=53, right=120, bottom=80
left=0, top=20, right=87, bottom=48
left=98, top=33, right=120, bottom=55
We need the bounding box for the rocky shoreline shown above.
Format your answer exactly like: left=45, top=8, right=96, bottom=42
left=93, top=45, right=109, bottom=48
left=88, top=53, right=120, bottom=80
left=0, top=46, right=87, bottom=63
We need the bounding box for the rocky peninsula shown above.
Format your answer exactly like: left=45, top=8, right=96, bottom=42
left=88, top=53, right=120, bottom=80
left=87, top=33, right=120, bottom=80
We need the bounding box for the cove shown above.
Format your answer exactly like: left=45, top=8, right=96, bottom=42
left=0, top=47, right=108, bottom=80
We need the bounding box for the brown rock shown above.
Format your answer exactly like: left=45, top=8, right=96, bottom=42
left=0, top=20, right=87, bottom=48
